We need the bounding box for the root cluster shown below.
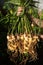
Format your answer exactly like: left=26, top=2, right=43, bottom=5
left=7, top=33, right=39, bottom=64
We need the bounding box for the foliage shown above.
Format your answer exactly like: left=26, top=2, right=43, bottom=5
left=0, top=0, right=40, bottom=35
left=32, top=8, right=39, bottom=18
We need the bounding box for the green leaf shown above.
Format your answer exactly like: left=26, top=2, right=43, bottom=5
left=4, top=0, right=21, bottom=6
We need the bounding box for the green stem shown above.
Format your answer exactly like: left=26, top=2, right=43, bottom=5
left=11, top=17, right=19, bottom=34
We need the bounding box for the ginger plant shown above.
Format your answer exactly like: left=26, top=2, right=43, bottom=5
left=0, top=0, right=40, bottom=65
